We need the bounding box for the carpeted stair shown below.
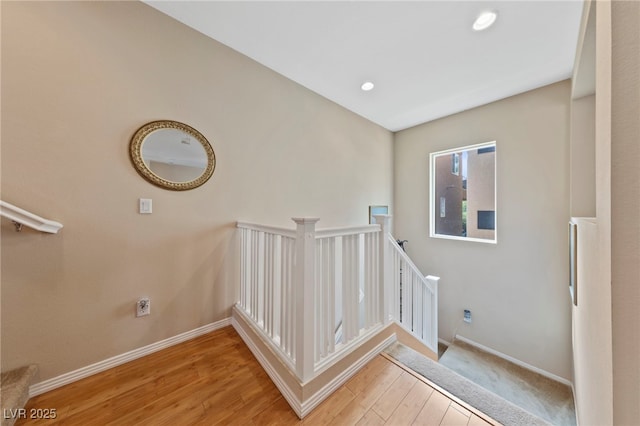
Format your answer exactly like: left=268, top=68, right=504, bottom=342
left=439, top=340, right=576, bottom=425
left=385, top=342, right=551, bottom=426
left=1, top=365, right=38, bottom=426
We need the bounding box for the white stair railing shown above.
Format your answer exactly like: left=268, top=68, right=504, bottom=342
left=314, top=224, right=382, bottom=368
left=236, top=215, right=438, bottom=383
left=388, top=235, right=439, bottom=354
left=237, top=221, right=297, bottom=373
left=0, top=200, right=63, bottom=233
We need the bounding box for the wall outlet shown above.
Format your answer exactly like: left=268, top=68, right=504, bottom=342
left=136, top=298, right=150, bottom=317
left=463, top=309, right=472, bottom=323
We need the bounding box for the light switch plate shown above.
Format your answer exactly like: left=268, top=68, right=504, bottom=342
left=139, top=198, right=152, bottom=214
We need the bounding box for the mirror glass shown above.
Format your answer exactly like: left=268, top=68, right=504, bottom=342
left=429, top=141, right=496, bottom=243
left=130, top=121, right=215, bottom=191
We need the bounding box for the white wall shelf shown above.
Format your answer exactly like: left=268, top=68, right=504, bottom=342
left=0, top=200, right=63, bottom=234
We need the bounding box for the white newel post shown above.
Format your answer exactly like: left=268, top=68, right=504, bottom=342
left=373, top=215, right=392, bottom=325
left=292, top=217, right=319, bottom=383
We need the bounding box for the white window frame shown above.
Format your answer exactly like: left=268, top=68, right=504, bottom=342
left=429, top=141, right=497, bottom=244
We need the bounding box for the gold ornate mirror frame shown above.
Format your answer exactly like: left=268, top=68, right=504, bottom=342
left=130, top=120, right=216, bottom=191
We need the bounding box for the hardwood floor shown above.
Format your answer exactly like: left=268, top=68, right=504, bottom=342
left=18, top=326, right=496, bottom=425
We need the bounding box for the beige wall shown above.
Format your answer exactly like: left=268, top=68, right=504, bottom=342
left=0, top=2, right=393, bottom=380
left=570, top=3, right=613, bottom=423
left=394, top=81, right=572, bottom=379
left=570, top=95, right=596, bottom=217
left=573, top=1, right=640, bottom=423
left=608, top=1, right=640, bottom=423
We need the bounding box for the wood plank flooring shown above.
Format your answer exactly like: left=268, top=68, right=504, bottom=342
left=17, top=326, right=497, bottom=425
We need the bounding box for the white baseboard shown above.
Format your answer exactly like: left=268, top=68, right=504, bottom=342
left=232, top=308, right=396, bottom=419
left=438, top=337, right=452, bottom=347
left=231, top=314, right=304, bottom=417
left=454, top=334, right=573, bottom=387
left=29, top=317, right=232, bottom=397
left=300, top=333, right=396, bottom=417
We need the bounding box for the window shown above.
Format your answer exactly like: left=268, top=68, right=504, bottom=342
left=429, top=141, right=497, bottom=243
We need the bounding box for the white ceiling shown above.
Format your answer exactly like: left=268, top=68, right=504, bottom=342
left=144, top=1, right=584, bottom=132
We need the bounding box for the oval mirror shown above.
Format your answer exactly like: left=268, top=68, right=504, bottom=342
left=130, top=120, right=216, bottom=191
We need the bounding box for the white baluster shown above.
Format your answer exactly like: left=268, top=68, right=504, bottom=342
left=251, top=230, right=257, bottom=318
left=416, top=277, right=421, bottom=338
left=341, top=236, right=349, bottom=343
left=328, top=237, right=335, bottom=355
left=289, top=237, right=295, bottom=359
left=342, top=234, right=353, bottom=342
left=412, top=272, right=417, bottom=332
left=392, top=247, right=399, bottom=321
left=372, top=232, right=380, bottom=324
left=363, top=233, right=370, bottom=328
left=265, top=233, right=271, bottom=335
left=350, top=234, right=358, bottom=339
left=273, top=235, right=282, bottom=344
left=257, top=232, right=265, bottom=326
left=352, top=235, right=359, bottom=339
left=334, top=237, right=343, bottom=344
left=316, top=238, right=324, bottom=361
left=319, top=237, right=335, bottom=359
left=270, top=234, right=276, bottom=337
left=283, top=237, right=289, bottom=356
left=364, top=231, right=377, bottom=328
left=240, top=228, right=246, bottom=310
left=420, top=291, right=425, bottom=341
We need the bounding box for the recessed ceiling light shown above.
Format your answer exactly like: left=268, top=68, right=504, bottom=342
left=473, top=11, right=497, bottom=31
left=361, top=81, right=375, bottom=91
